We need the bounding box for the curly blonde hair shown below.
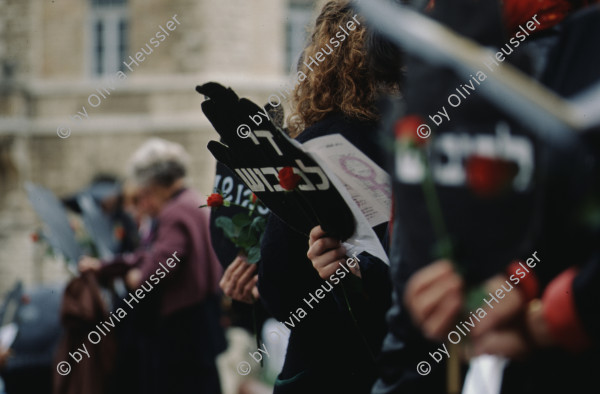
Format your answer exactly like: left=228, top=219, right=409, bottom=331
left=287, top=1, right=379, bottom=137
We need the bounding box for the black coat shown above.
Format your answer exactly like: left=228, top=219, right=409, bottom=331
left=374, top=5, right=600, bottom=394
left=258, top=113, right=392, bottom=394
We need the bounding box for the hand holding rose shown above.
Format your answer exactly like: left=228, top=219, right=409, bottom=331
left=219, top=255, right=259, bottom=304
left=307, top=225, right=361, bottom=279
left=404, top=259, right=464, bottom=341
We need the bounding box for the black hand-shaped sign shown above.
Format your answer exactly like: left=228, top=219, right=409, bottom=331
left=197, top=82, right=356, bottom=240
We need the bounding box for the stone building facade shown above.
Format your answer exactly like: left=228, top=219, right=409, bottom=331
left=0, top=0, right=319, bottom=294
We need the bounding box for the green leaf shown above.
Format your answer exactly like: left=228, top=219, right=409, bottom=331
left=431, top=236, right=454, bottom=261
left=232, top=213, right=251, bottom=227
left=250, top=216, right=266, bottom=232
left=464, top=285, right=487, bottom=313
left=215, top=216, right=237, bottom=239
left=579, top=200, right=600, bottom=230
left=236, top=226, right=257, bottom=249
left=246, top=246, right=261, bottom=263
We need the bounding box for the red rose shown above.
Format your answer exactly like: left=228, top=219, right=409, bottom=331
left=425, top=0, right=435, bottom=12
left=114, top=226, right=125, bottom=241
left=207, top=193, right=224, bottom=208
left=394, top=115, right=429, bottom=147
left=251, top=193, right=258, bottom=204
left=278, top=167, right=302, bottom=191
left=21, top=294, right=31, bottom=305
left=503, top=0, right=572, bottom=34
left=507, top=260, right=539, bottom=302
left=465, top=155, right=519, bottom=197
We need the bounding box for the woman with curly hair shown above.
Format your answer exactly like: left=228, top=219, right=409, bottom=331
left=286, top=4, right=400, bottom=137
left=257, top=1, right=402, bottom=392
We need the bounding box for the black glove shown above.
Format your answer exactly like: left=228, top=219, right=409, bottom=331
left=196, top=82, right=356, bottom=240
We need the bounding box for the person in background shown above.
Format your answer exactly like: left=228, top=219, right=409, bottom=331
left=373, top=1, right=600, bottom=393
left=79, top=138, right=225, bottom=394
left=211, top=161, right=273, bottom=394
left=61, top=174, right=143, bottom=394
left=0, top=348, right=9, bottom=369
left=213, top=101, right=289, bottom=394
left=258, top=1, right=402, bottom=392
left=63, top=175, right=139, bottom=256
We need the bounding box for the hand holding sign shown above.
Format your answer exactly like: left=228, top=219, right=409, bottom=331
left=196, top=82, right=355, bottom=240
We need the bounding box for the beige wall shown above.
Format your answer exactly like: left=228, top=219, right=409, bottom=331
left=0, top=0, right=316, bottom=294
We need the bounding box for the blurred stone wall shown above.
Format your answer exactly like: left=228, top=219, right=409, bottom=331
left=0, top=0, right=305, bottom=294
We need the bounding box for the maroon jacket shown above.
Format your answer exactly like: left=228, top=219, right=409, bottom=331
left=100, top=188, right=223, bottom=317
left=54, top=272, right=116, bottom=394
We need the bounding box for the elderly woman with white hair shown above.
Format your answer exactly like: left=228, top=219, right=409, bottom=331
left=79, top=138, right=225, bottom=394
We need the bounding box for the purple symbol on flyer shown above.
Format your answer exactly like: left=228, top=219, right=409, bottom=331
left=338, top=155, right=391, bottom=199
